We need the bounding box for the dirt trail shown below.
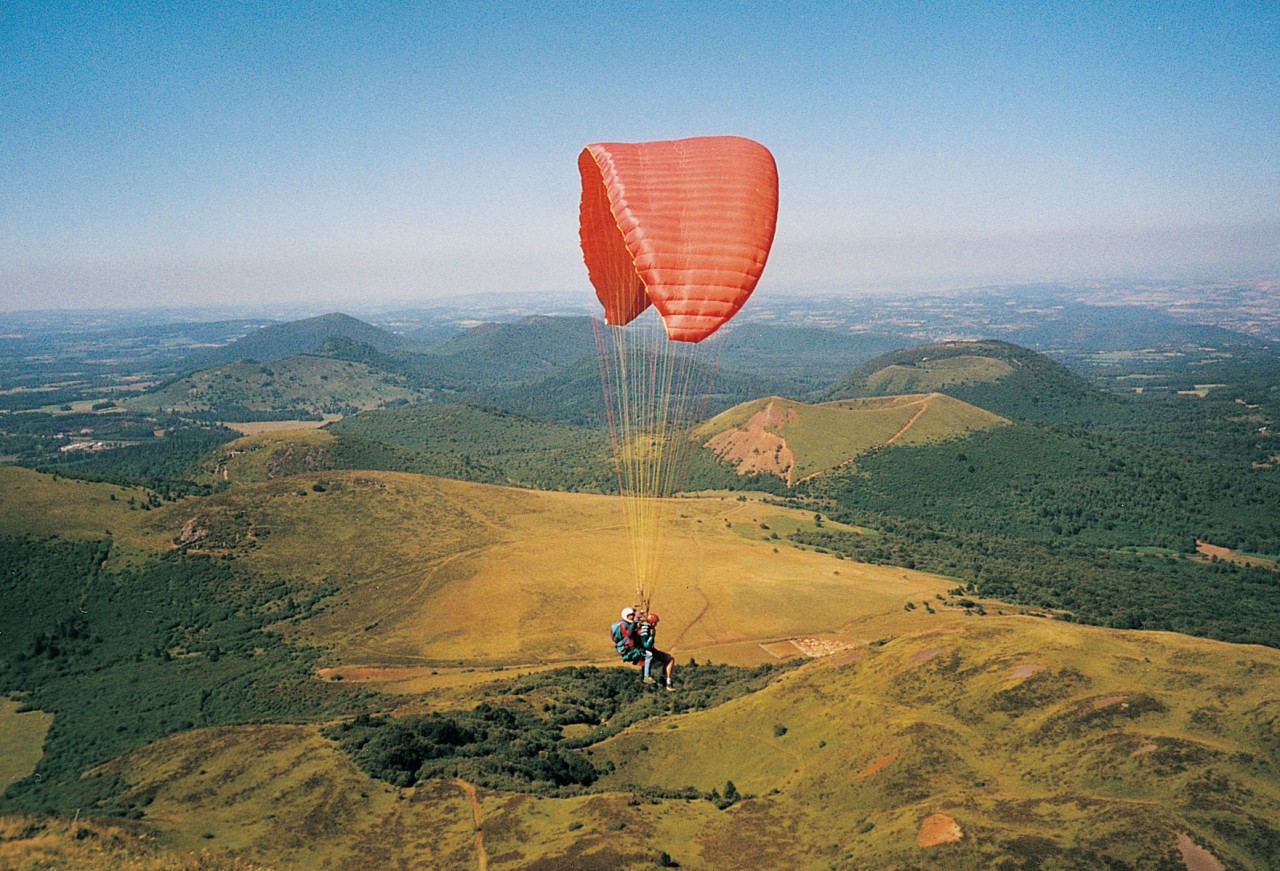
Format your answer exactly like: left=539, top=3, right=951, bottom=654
left=792, top=396, right=931, bottom=485
left=453, top=777, right=488, bottom=871
left=884, top=398, right=929, bottom=445
left=1174, top=832, right=1223, bottom=871
left=671, top=591, right=713, bottom=648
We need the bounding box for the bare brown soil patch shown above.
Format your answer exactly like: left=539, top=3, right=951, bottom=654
left=1195, top=539, right=1278, bottom=569
left=857, top=751, right=897, bottom=779
left=917, top=813, right=963, bottom=847
left=909, top=646, right=947, bottom=664
left=1131, top=742, right=1159, bottom=756
left=1009, top=663, right=1044, bottom=679
left=1093, top=695, right=1129, bottom=709
left=1174, top=832, right=1224, bottom=871
left=758, top=639, right=806, bottom=659
left=705, top=400, right=798, bottom=482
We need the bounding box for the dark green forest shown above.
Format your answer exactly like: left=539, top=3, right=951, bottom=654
left=0, top=535, right=360, bottom=816
left=325, top=661, right=794, bottom=796
left=788, top=518, right=1280, bottom=647
left=0, top=411, right=238, bottom=492
left=810, top=422, right=1280, bottom=554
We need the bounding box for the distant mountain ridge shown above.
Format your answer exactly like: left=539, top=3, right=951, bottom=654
left=180, top=312, right=417, bottom=370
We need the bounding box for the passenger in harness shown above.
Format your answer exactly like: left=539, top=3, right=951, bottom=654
left=611, top=607, right=675, bottom=691
left=611, top=607, right=644, bottom=664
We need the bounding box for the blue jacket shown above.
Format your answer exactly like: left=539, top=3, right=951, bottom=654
left=611, top=619, right=643, bottom=661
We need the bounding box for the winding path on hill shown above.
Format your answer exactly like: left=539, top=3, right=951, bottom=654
left=453, top=777, right=489, bottom=871
left=671, top=591, right=714, bottom=648
left=884, top=397, right=929, bottom=445
left=791, top=396, right=932, bottom=485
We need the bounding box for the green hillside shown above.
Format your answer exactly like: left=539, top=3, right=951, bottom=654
left=180, top=312, right=417, bottom=370
left=826, top=339, right=1122, bottom=426
left=477, top=349, right=796, bottom=427
left=698, top=393, right=1009, bottom=484
left=192, top=406, right=757, bottom=495
left=126, top=355, right=425, bottom=420
left=810, top=420, right=1280, bottom=554
left=429, top=315, right=598, bottom=382
left=3, top=311, right=1278, bottom=868
left=327, top=403, right=616, bottom=490
left=190, top=404, right=617, bottom=491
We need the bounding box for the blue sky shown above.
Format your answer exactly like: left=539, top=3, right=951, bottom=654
left=3, top=1, right=1278, bottom=310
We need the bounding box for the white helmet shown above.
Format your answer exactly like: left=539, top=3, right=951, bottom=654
left=621, top=607, right=636, bottom=621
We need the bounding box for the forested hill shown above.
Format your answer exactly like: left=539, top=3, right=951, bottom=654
left=824, top=340, right=1122, bottom=426
left=429, top=315, right=598, bottom=381
left=477, top=354, right=799, bottom=428
left=180, top=312, right=418, bottom=370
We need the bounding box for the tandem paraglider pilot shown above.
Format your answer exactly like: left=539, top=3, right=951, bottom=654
left=611, top=607, right=675, bottom=691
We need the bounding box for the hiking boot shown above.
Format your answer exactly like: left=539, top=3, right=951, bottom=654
left=664, top=683, right=675, bottom=692
left=642, top=676, right=656, bottom=684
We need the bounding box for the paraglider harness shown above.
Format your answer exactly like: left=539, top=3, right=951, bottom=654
left=612, top=605, right=659, bottom=665
left=611, top=614, right=646, bottom=664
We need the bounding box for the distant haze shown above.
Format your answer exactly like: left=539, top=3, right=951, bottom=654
left=3, top=3, right=1277, bottom=310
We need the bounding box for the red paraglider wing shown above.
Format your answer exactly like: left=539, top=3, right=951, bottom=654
left=578, top=136, right=779, bottom=342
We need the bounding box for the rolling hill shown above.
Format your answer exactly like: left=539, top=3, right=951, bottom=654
left=153, top=469, right=938, bottom=666
left=1, top=466, right=1276, bottom=869
left=428, top=315, right=599, bottom=383
left=62, top=617, right=1280, bottom=870
left=479, top=352, right=797, bottom=427
left=125, top=355, right=426, bottom=420
left=698, top=393, right=1009, bottom=484
left=825, top=339, right=1123, bottom=426
left=178, top=312, right=418, bottom=370
left=192, top=405, right=619, bottom=491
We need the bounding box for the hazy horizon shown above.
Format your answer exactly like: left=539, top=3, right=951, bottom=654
left=4, top=2, right=1278, bottom=311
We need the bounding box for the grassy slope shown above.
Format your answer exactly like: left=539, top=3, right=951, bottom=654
left=865, top=354, right=1016, bottom=393
left=5, top=465, right=1278, bottom=868
left=89, top=722, right=724, bottom=870
left=699, top=393, right=1008, bottom=482
left=593, top=617, right=1280, bottom=869
left=841, top=394, right=1012, bottom=445
left=0, top=814, right=270, bottom=870
left=0, top=701, right=52, bottom=792
left=194, top=428, right=340, bottom=485
left=152, top=471, right=949, bottom=668
left=196, top=410, right=619, bottom=493
left=825, top=339, right=1120, bottom=428
left=0, top=466, right=173, bottom=563
left=73, top=616, right=1280, bottom=870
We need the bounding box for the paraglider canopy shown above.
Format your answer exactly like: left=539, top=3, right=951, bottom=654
left=578, top=135, right=779, bottom=343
